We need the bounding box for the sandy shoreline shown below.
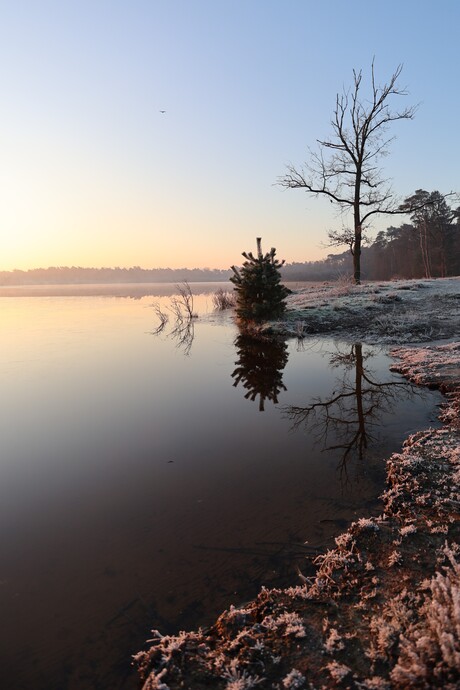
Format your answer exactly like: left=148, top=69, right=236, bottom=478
left=135, top=277, right=460, bottom=689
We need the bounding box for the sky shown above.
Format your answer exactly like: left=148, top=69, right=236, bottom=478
left=0, top=0, right=459, bottom=271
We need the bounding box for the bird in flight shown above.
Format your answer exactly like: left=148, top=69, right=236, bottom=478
left=159, top=110, right=166, bottom=114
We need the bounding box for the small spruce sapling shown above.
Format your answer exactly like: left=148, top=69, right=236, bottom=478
left=230, top=238, right=289, bottom=321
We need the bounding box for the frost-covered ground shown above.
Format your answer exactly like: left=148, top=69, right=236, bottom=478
left=135, top=278, right=460, bottom=689
left=269, top=276, right=460, bottom=344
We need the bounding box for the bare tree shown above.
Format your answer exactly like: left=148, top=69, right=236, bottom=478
left=326, top=227, right=370, bottom=256
left=283, top=343, right=417, bottom=478
left=279, top=62, right=417, bottom=284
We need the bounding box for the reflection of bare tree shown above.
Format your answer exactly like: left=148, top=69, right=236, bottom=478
left=232, top=335, right=289, bottom=411
left=151, top=304, right=169, bottom=335
left=150, top=282, right=196, bottom=355
left=284, top=343, right=417, bottom=474
left=169, top=319, right=195, bottom=356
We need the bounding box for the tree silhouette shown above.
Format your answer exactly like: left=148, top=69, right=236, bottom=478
left=230, top=238, right=289, bottom=321
left=279, top=62, right=418, bottom=284
left=231, top=334, right=289, bottom=411
left=284, top=343, right=417, bottom=476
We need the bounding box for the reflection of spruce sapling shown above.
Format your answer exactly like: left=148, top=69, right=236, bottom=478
left=232, top=334, right=288, bottom=411
left=230, top=238, right=289, bottom=320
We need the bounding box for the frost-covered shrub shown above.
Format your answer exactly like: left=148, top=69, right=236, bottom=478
left=282, top=668, right=306, bottom=688
left=221, top=666, right=264, bottom=689
left=391, top=546, right=460, bottom=688
left=261, top=611, right=306, bottom=638
left=327, top=660, right=352, bottom=682
left=324, top=627, right=345, bottom=652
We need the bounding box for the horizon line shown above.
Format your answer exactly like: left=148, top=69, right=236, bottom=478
left=0, top=257, right=339, bottom=274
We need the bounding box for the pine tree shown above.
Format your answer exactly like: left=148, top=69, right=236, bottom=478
left=230, top=238, right=289, bottom=321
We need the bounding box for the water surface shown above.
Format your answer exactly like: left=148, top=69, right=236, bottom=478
left=0, top=285, right=441, bottom=689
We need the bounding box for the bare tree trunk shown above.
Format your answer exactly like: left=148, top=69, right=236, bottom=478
left=419, top=221, right=432, bottom=278
left=353, top=232, right=362, bottom=284
left=354, top=197, right=362, bottom=284
left=439, top=228, right=447, bottom=278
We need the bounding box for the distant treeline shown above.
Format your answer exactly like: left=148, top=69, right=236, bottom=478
left=0, top=253, right=399, bottom=287
left=360, top=190, right=460, bottom=281
left=0, top=260, right=350, bottom=286
left=0, top=266, right=232, bottom=286
left=1, top=191, right=458, bottom=286
left=283, top=189, right=460, bottom=282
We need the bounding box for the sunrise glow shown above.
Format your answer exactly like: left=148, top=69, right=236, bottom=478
left=0, top=1, right=458, bottom=272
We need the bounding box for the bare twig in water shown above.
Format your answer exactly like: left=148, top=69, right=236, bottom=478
left=170, top=281, right=197, bottom=321
left=169, top=296, right=184, bottom=325
left=150, top=283, right=197, bottom=355
left=151, top=303, right=169, bottom=335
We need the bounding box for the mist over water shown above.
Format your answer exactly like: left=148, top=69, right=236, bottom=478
left=0, top=286, right=442, bottom=690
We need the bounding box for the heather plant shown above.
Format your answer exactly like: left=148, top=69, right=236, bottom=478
left=212, top=288, right=236, bottom=310
left=391, top=546, right=460, bottom=688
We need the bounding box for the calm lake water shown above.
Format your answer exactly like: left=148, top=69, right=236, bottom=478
left=0, top=284, right=442, bottom=690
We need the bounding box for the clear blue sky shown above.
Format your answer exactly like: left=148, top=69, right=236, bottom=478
left=1, top=0, right=458, bottom=270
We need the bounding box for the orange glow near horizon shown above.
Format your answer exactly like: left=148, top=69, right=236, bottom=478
left=0, top=4, right=458, bottom=276
left=0, top=217, right=331, bottom=272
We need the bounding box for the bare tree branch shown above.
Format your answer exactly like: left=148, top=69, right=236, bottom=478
left=278, top=63, right=418, bottom=283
